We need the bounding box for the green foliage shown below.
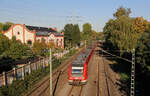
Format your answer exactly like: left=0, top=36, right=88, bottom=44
left=5, top=36, right=32, bottom=60
left=82, top=23, right=92, bottom=40
left=120, top=73, right=129, bottom=81
left=32, top=39, right=47, bottom=56
left=0, top=22, right=3, bottom=32
left=64, top=24, right=74, bottom=48
left=0, top=22, right=13, bottom=32
left=64, top=24, right=80, bottom=48
left=113, top=6, right=131, bottom=19
left=52, top=56, right=61, bottom=69
left=0, top=48, right=78, bottom=96
left=72, top=24, right=80, bottom=45
left=136, top=28, right=150, bottom=68
left=103, top=6, right=150, bottom=95
left=103, top=7, right=141, bottom=54
left=0, top=35, right=32, bottom=72
left=0, top=33, right=10, bottom=56
left=2, top=22, right=13, bottom=31
left=0, top=67, right=50, bottom=96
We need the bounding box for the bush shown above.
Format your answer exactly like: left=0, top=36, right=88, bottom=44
left=0, top=67, right=49, bottom=96
left=120, top=73, right=129, bottom=81
left=0, top=48, right=78, bottom=96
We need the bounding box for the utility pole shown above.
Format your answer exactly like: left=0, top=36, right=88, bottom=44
left=49, top=48, right=53, bottom=96
left=130, top=49, right=135, bottom=96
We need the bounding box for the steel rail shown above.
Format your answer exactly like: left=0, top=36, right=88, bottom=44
left=102, top=56, right=111, bottom=96
left=67, top=86, right=74, bottom=96
left=27, top=47, right=85, bottom=96
left=79, top=86, right=83, bottom=96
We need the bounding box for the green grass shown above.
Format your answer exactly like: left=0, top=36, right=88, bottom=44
left=146, top=65, right=150, bottom=71
left=119, top=73, right=129, bottom=81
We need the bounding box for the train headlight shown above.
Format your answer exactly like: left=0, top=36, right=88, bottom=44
left=69, top=76, right=72, bottom=79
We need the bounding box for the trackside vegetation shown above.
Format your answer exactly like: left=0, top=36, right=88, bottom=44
left=103, top=6, right=150, bottom=95
left=0, top=48, right=77, bottom=96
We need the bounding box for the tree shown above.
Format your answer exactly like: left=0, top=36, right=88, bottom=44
left=64, top=24, right=81, bottom=47
left=64, top=24, right=74, bottom=47
left=104, top=7, right=140, bottom=53
left=135, top=25, right=150, bottom=96
left=47, top=41, right=55, bottom=49
left=136, top=26, right=150, bottom=68
left=72, top=24, right=80, bottom=46
left=134, top=17, right=150, bottom=33
left=82, top=23, right=92, bottom=40
left=91, top=30, right=97, bottom=40
left=113, top=6, right=131, bottom=19
left=0, top=22, right=3, bottom=32
left=5, top=36, right=31, bottom=60
left=3, top=22, right=13, bottom=31
left=32, top=39, right=47, bottom=56
left=103, top=6, right=150, bottom=95
left=0, top=33, right=10, bottom=56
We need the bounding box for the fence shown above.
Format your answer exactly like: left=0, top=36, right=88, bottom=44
left=0, top=57, right=49, bottom=87
left=0, top=49, right=71, bottom=87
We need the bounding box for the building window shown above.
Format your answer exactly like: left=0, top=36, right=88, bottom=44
left=61, top=39, right=63, bottom=47
left=57, top=39, right=59, bottom=47
left=27, top=40, right=32, bottom=47
left=18, top=32, right=20, bottom=35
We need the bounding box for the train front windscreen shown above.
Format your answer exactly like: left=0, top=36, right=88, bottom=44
left=71, top=66, right=84, bottom=77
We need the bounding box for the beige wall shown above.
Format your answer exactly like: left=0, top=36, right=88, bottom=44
left=12, top=25, right=24, bottom=42
left=3, top=24, right=64, bottom=49
left=3, top=29, right=12, bottom=39
left=24, top=29, right=35, bottom=44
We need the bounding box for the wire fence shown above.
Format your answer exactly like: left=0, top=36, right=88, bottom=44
left=0, top=57, right=49, bottom=87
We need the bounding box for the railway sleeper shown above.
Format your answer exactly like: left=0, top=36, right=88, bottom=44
left=72, top=80, right=82, bottom=86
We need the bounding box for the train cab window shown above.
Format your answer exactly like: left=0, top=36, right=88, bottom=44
left=71, top=66, right=83, bottom=76
left=72, top=69, right=83, bottom=73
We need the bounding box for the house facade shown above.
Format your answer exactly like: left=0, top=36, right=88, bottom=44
left=2, top=24, right=64, bottom=49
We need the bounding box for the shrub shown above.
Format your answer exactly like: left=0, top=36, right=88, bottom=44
left=120, top=73, right=129, bottom=81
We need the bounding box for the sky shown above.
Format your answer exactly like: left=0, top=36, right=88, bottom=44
left=0, top=0, right=150, bottom=32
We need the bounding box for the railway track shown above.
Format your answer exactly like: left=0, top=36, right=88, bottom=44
left=67, top=86, right=74, bottom=96
left=67, top=85, right=83, bottom=96
left=27, top=60, right=71, bottom=96
left=26, top=47, right=85, bottom=96
left=38, top=65, right=69, bottom=96
left=101, top=50, right=111, bottom=96
left=97, top=58, right=100, bottom=96
left=79, top=86, right=83, bottom=96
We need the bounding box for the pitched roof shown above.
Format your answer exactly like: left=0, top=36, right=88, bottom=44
left=25, top=25, right=63, bottom=36
left=26, top=25, right=56, bottom=32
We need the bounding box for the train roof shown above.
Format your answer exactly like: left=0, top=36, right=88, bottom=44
left=71, top=63, right=84, bottom=67
left=71, top=44, right=95, bottom=66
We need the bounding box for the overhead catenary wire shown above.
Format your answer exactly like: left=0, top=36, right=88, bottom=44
left=101, top=49, right=132, bottom=63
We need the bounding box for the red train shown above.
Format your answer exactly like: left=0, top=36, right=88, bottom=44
left=68, top=43, right=96, bottom=85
